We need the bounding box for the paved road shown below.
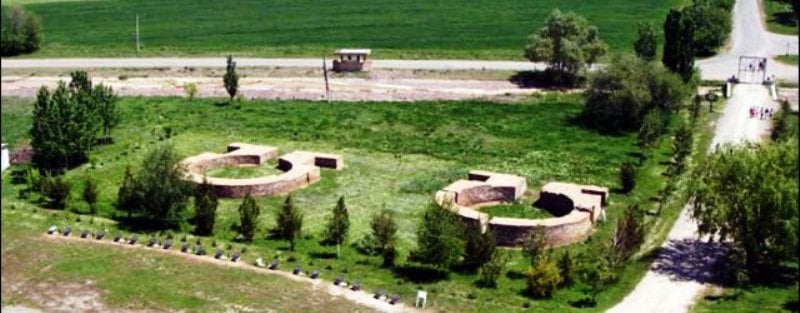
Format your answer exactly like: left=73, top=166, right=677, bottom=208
left=696, top=0, right=798, bottom=82
left=607, top=83, right=777, bottom=313
left=2, top=0, right=796, bottom=82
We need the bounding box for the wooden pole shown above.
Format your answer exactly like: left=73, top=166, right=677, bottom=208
left=322, top=57, right=330, bottom=103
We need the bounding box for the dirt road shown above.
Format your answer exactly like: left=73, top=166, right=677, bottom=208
left=607, top=83, right=778, bottom=313
left=0, top=75, right=541, bottom=102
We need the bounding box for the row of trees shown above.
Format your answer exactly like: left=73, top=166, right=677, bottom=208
left=1, top=6, right=40, bottom=56
left=31, top=71, right=119, bottom=171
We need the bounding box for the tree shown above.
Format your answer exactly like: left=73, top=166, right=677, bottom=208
left=638, top=109, right=666, bottom=149
left=30, top=72, right=118, bottom=171
left=477, top=250, right=506, bottom=288
left=522, top=226, right=548, bottom=265
left=193, top=177, right=218, bottom=236
left=558, top=249, right=577, bottom=287
left=276, top=194, right=303, bottom=251
left=634, top=22, right=657, bottom=61
left=42, top=173, right=70, bottom=210
left=582, top=55, right=689, bottom=132
left=524, top=9, right=607, bottom=85
left=610, top=204, right=645, bottom=266
left=223, top=55, right=239, bottom=103
left=463, top=223, right=497, bottom=271
left=238, top=193, right=260, bottom=242
left=412, top=201, right=465, bottom=270
left=686, top=1, right=732, bottom=57
left=370, top=210, right=399, bottom=267
left=94, top=83, right=118, bottom=139
left=690, top=140, right=798, bottom=280
left=662, top=8, right=696, bottom=82
left=671, top=121, right=694, bottom=175
left=116, top=165, right=140, bottom=218
left=30, top=84, right=95, bottom=170
left=1, top=6, right=40, bottom=56
left=578, top=251, right=616, bottom=305
left=83, top=176, right=98, bottom=214
left=115, top=145, right=191, bottom=229
left=619, top=162, right=637, bottom=194
left=525, top=256, right=562, bottom=298
left=323, top=196, right=350, bottom=245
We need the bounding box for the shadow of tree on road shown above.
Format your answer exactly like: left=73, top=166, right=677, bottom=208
left=650, top=238, right=731, bottom=285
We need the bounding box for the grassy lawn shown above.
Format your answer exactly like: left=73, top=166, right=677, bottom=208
left=775, top=54, right=799, bottom=65
left=0, top=207, right=376, bottom=313
left=206, top=160, right=283, bottom=179
left=763, top=0, right=798, bottom=35
left=2, top=0, right=680, bottom=59
left=479, top=202, right=554, bottom=220
left=691, top=278, right=799, bottom=313
left=0, top=92, right=714, bottom=312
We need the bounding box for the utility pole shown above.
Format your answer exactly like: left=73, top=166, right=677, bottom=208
left=322, top=57, right=330, bottom=103
left=136, top=14, right=140, bottom=53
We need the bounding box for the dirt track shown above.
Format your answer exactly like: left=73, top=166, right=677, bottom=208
left=1, top=75, right=541, bottom=102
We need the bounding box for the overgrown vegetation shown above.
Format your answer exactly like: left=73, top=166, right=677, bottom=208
left=0, top=5, right=40, bottom=56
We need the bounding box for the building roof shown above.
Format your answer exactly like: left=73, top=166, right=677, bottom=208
left=335, top=49, right=371, bottom=55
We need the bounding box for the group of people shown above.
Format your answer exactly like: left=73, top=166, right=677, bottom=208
left=749, top=106, right=774, bottom=120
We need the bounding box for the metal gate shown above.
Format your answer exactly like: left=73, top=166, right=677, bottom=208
left=737, top=56, right=767, bottom=84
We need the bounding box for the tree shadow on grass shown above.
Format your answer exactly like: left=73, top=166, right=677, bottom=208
left=309, top=251, right=338, bottom=259
left=508, top=70, right=583, bottom=90
left=391, top=264, right=448, bottom=284
left=115, top=215, right=175, bottom=233
left=505, top=270, right=526, bottom=280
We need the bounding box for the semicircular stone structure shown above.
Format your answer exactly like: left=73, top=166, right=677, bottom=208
left=434, top=170, right=608, bottom=247
left=182, top=143, right=343, bottom=197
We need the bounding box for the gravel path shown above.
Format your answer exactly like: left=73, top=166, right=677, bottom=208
left=607, top=84, right=778, bottom=313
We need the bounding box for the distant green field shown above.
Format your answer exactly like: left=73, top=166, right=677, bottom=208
left=3, top=0, right=681, bottom=59
left=775, top=54, right=799, bottom=65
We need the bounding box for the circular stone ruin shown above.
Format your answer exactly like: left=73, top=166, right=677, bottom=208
left=182, top=142, right=343, bottom=197
left=434, top=170, right=608, bottom=247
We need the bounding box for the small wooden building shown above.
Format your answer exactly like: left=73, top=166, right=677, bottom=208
left=332, top=49, right=371, bottom=72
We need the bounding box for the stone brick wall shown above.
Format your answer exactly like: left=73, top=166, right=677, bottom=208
left=182, top=143, right=341, bottom=198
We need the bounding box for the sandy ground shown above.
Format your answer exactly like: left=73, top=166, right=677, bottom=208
left=607, top=83, right=778, bottom=313
left=1, top=75, right=541, bottom=102
left=19, top=234, right=419, bottom=313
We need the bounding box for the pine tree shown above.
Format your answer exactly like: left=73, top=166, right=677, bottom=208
left=83, top=176, right=98, bottom=214
left=223, top=55, right=239, bottom=103
left=117, top=165, right=139, bottom=218
left=323, top=196, right=350, bottom=245
left=238, top=192, right=260, bottom=242
left=412, top=201, right=465, bottom=270
left=522, top=226, right=548, bottom=265
left=276, top=194, right=303, bottom=251
left=463, top=223, right=496, bottom=271
left=370, top=210, right=399, bottom=267
left=194, top=177, right=218, bottom=236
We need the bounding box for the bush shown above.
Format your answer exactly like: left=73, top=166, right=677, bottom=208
left=42, top=174, right=71, bottom=210
left=558, top=250, right=577, bottom=287
left=619, top=162, right=638, bottom=194
left=525, top=256, right=562, bottom=298
left=582, top=55, right=689, bottom=132
left=1, top=6, right=41, bottom=56
left=183, top=83, right=198, bottom=101
left=238, top=193, right=261, bottom=242
left=193, top=178, right=218, bottom=236
left=477, top=251, right=506, bottom=288
left=522, top=226, right=548, bottom=265
left=463, top=224, right=496, bottom=271
left=83, top=176, right=98, bottom=214
left=638, top=109, right=666, bottom=149
left=611, top=204, right=645, bottom=266
left=275, top=195, right=303, bottom=251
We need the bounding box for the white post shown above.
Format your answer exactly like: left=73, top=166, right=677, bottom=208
left=136, top=14, right=140, bottom=52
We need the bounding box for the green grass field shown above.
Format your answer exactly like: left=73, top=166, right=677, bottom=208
left=691, top=282, right=799, bottom=313
left=0, top=93, right=714, bottom=312
left=2, top=0, right=681, bottom=59
left=206, top=160, right=282, bottom=179
left=764, top=0, right=798, bottom=35
left=775, top=54, right=799, bottom=65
